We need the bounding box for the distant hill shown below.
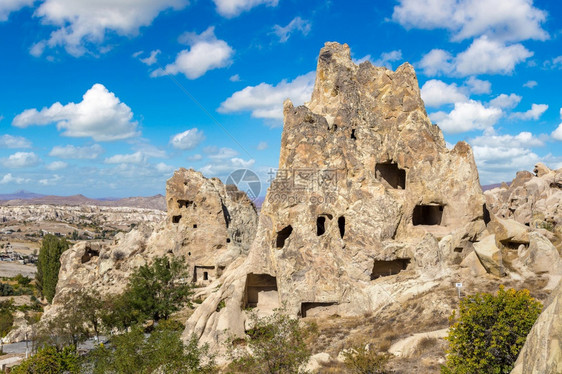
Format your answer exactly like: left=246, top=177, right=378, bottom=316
left=0, top=190, right=46, bottom=200
left=0, top=191, right=166, bottom=211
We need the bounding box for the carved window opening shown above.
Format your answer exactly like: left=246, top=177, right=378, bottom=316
left=243, top=273, right=278, bottom=309
left=276, top=225, right=293, bottom=248
left=371, top=259, right=411, bottom=279
left=227, top=238, right=231, bottom=243
left=413, top=205, right=444, bottom=225
left=375, top=162, right=406, bottom=189
left=317, top=217, right=326, bottom=236
left=193, top=265, right=215, bottom=282
left=300, top=302, right=337, bottom=318
left=193, top=224, right=197, bottom=228
left=172, top=215, right=181, bottom=224
left=338, top=216, right=345, bottom=238
left=351, top=129, right=357, bottom=140
left=178, top=200, right=193, bottom=209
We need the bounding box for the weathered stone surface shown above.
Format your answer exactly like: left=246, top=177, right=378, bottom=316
left=388, top=328, right=448, bottom=358
left=518, top=232, right=562, bottom=280
left=485, top=163, right=562, bottom=247
left=33, top=169, right=258, bottom=341
left=473, top=235, right=504, bottom=277
left=184, top=42, right=486, bottom=350
left=459, top=251, right=488, bottom=277
left=511, top=280, right=562, bottom=374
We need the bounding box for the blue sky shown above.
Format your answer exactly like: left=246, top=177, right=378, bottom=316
left=1, top=0, right=562, bottom=197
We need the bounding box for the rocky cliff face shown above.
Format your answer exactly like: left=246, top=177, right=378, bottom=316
left=184, top=42, right=489, bottom=348
left=485, top=163, right=562, bottom=249
left=511, top=281, right=562, bottom=374
left=40, top=169, right=258, bottom=325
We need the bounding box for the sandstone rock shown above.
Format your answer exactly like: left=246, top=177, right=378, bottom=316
left=519, top=232, right=562, bottom=279
left=304, top=352, right=331, bottom=373
left=1, top=311, right=31, bottom=344
left=511, top=280, right=562, bottom=374
left=473, top=235, right=504, bottom=277
left=388, top=328, right=448, bottom=358
left=40, top=169, right=258, bottom=331
left=184, top=42, right=485, bottom=350
left=485, top=164, right=562, bottom=248
left=460, top=251, right=488, bottom=277
left=488, top=218, right=529, bottom=248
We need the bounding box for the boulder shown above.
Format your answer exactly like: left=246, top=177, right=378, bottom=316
left=511, top=281, right=562, bottom=374
left=460, top=251, right=488, bottom=277
left=473, top=235, right=504, bottom=277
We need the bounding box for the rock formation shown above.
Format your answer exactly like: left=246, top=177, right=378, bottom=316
left=485, top=163, right=562, bottom=247
left=511, top=281, right=562, bottom=374
left=27, top=169, right=258, bottom=342
left=184, top=42, right=489, bottom=348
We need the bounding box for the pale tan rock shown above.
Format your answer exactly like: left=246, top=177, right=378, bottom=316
left=460, top=251, right=488, bottom=277
left=388, top=328, right=448, bottom=358
left=511, top=280, right=562, bottom=374
left=473, top=235, right=504, bottom=277
left=304, top=352, right=331, bottom=373
left=184, top=42, right=486, bottom=350
left=519, top=232, right=562, bottom=277
left=40, top=169, right=258, bottom=330
left=489, top=218, right=529, bottom=247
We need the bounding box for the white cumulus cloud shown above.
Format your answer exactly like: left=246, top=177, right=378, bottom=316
left=49, top=144, right=104, bottom=159
left=46, top=161, right=68, bottom=170
left=419, top=37, right=533, bottom=77
left=489, top=93, right=522, bottom=110
left=373, top=50, right=403, bottom=69
left=213, top=0, right=278, bottom=18
left=392, top=0, right=548, bottom=42
left=104, top=152, right=146, bottom=164
left=13, top=84, right=139, bottom=141
left=139, top=50, right=161, bottom=66
left=1, top=152, right=40, bottom=168
left=511, top=104, right=548, bottom=120
left=32, top=0, right=188, bottom=56
left=523, top=80, right=538, bottom=88
left=0, top=0, right=33, bottom=21
left=0, top=173, right=30, bottom=185
left=170, top=128, right=205, bottom=150
left=0, top=134, right=31, bottom=148
left=152, top=27, right=233, bottom=79
left=430, top=100, right=502, bottom=133
left=218, top=71, right=316, bottom=122
left=421, top=80, right=467, bottom=107
left=273, top=17, right=311, bottom=43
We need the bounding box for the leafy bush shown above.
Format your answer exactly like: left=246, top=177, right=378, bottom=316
left=0, top=300, right=14, bottom=337
left=11, top=345, right=79, bottom=374
left=227, top=308, right=316, bottom=374
left=103, top=256, right=193, bottom=329
left=36, top=234, right=70, bottom=303
left=442, top=286, right=542, bottom=374
left=343, top=343, right=390, bottom=374
left=14, top=274, right=32, bottom=287
left=0, top=282, right=14, bottom=296
left=87, top=325, right=215, bottom=374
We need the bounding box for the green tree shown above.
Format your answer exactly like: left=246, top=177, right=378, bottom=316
left=0, top=300, right=15, bottom=337
left=87, top=324, right=215, bottom=374
left=36, top=289, right=104, bottom=349
left=443, top=286, right=542, bottom=374
left=227, top=308, right=316, bottom=374
left=36, top=234, right=69, bottom=303
left=11, top=345, right=79, bottom=374
left=103, top=256, right=193, bottom=329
